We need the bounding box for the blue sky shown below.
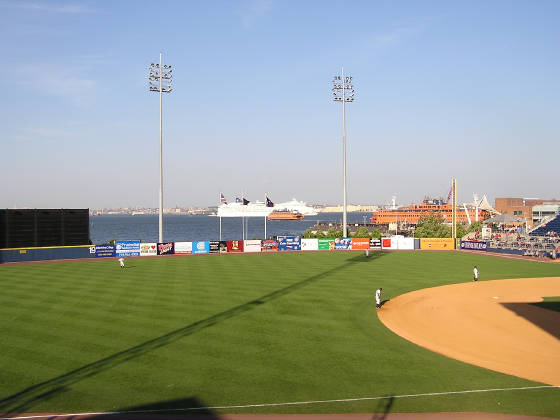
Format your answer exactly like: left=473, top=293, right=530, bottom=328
left=1, top=0, right=558, bottom=209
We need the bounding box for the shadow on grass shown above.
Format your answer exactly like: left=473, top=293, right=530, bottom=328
left=0, top=252, right=388, bottom=416
left=371, top=396, right=394, bottom=420
left=348, top=251, right=388, bottom=263
left=531, top=299, right=560, bottom=313
left=501, top=302, right=560, bottom=340
left=85, top=397, right=222, bottom=420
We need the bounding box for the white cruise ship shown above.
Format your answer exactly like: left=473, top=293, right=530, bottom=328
left=216, top=196, right=317, bottom=218
left=217, top=200, right=273, bottom=218
left=274, top=198, right=318, bottom=216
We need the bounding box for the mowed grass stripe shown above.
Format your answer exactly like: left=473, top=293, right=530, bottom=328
left=1, top=251, right=559, bottom=417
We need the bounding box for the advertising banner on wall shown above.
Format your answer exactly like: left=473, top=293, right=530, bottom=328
left=382, top=237, right=414, bottom=250
left=301, top=238, right=319, bottom=251
left=210, top=241, right=227, bottom=253
left=140, top=242, right=157, bottom=256
left=157, top=242, right=174, bottom=255
left=227, top=240, right=244, bottom=253
left=334, top=238, right=352, bottom=250
left=244, top=240, right=262, bottom=253
left=278, top=236, right=301, bottom=251
left=351, top=238, right=370, bottom=250
left=461, top=240, right=488, bottom=251
left=115, top=240, right=141, bottom=257
left=398, top=237, right=415, bottom=250
left=192, top=241, right=210, bottom=254
left=209, top=241, right=220, bottom=253
left=420, top=238, right=455, bottom=250
left=261, top=240, right=278, bottom=252
left=174, top=242, right=192, bottom=255
left=94, top=244, right=116, bottom=258
left=370, top=238, right=382, bottom=249
left=318, top=238, right=335, bottom=250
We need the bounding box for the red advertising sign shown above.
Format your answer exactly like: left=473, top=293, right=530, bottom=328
left=226, top=240, right=244, bottom=253
left=157, top=242, right=174, bottom=255
left=382, top=238, right=392, bottom=249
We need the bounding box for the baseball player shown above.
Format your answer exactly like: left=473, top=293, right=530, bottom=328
left=118, top=257, right=125, bottom=268
left=375, top=287, right=382, bottom=308
left=473, top=266, right=479, bottom=281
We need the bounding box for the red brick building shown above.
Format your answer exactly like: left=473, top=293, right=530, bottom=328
left=495, top=198, right=560, bottom=227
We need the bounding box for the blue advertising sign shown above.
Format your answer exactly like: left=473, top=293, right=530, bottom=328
left=334, top=238, right=352, bottom=250
left=95, top=244, right=116, bottom=258
left=277, top=235, right=301, bottom=251
left=115, top=240, right=141, bottom=257
left=192, top=241, right=210, bottom=254
left=460, top=240, right=488, bottom=251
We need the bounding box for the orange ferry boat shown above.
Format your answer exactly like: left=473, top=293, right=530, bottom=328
left=370, top=198, right=489, bottom=225
left=268, top=210, right=304, bottom=220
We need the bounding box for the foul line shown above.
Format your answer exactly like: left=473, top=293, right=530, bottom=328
left=1, top=385, right=557, bottom=419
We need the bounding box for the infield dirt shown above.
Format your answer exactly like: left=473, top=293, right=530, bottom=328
left=378, top=277, right=560, bottom=386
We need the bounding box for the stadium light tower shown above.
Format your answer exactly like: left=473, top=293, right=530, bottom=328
left=332, top=68, right=354, bottom=238
left=148, top=53, right=172, bottom=243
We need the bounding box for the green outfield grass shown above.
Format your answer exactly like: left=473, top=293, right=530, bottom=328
left=532, top=296, right=560, bottom=313
left=1, top=251, right=559, bottom=417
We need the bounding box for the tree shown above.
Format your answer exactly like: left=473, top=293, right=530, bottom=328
left=315, top=230, right=326, bottom=238
left=456, top=224, right=468, bottom=239
left=303, top=228, right=316, bottom=238
left=371, top=229, right=382, bottom=239
left=468, top=221, right=483, bottom=233
left=414, top=214, right=450, bottom=238
left=352, top=226, right=371, bottom=238
left=326, top=227, right=343, bottom=238
left=303, top=228, right=326, bottom=238
left=455, top=221, right=482, bottom=239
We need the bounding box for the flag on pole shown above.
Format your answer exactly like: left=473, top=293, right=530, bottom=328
left=220, top=193, right=227, bottom=205
left=266, top=195, right=274, bottom=207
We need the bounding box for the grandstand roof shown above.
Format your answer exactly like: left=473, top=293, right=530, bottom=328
left=483, top=214, right=524, bottom=225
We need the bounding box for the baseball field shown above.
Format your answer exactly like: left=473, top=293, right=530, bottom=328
left=1, top=251, right=559, bottom=418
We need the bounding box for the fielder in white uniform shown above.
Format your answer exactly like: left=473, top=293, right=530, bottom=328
left=375, top=288, right=382, bottom=308
left=119, top=257, right=125, bottom=268
left=473, top=266, right=478, bottom=281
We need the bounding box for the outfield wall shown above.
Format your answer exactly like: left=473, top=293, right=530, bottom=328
left=1, top=236, right=457, bottom=264
left=460, top=240, right=556, bottom=258
left=0, top=245, right=94, bottom=263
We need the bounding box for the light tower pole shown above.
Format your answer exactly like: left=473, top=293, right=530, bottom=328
left=149, top=53, right=172, bottom=243
left=333, top=68, right=354, bottom=238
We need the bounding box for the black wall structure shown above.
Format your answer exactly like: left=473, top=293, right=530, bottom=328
left=0, top=209, right=90, bottom=249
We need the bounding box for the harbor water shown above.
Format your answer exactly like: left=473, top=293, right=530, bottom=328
left=90, top=212, right=372, bottom=244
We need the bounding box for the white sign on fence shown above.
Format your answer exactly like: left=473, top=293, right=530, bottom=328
left=301, top=238, right=319, bottom=251
left=244, top=240, right=262, bottom=253
left=174, top=241, right=193, bottom=254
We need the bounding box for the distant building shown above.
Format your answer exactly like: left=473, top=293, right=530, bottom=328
left=532, top=204, right=560, bottom=224
left=495, top=198, right=560, bottom=227
left=370, top=197, right=489, bottom=226
left=319, top=205, right=379, bottom=213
